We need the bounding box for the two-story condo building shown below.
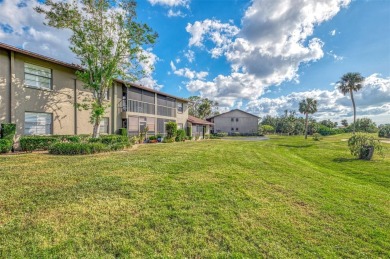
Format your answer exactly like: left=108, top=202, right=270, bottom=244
left=0, top=42, right=211, bottom=143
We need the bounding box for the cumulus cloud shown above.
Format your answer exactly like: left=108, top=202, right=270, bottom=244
left=185, top=0, right=351, bottom=107
left=0, top=0, right=75, bottom=63
left=184, top=49, right=195, bottom=63
left=137, top=49, right=163, bottom=90
left=330, top=29, right=337, bottom=36
left=148, top=0, right=189, bottom=7
left=167, top=9, right=186, bottom=17
left=246, top=74, right=390, bottom=124
left=170, top=61, right=208, bottom=80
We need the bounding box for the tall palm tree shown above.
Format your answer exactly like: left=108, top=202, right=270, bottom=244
left=337, top=72, right=365, bottom=134
left=299, top=98, right=318, bottom=139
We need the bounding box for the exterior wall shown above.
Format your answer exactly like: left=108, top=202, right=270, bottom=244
left=0, top=48, right=117, bottom=141
left=212, top=110, right=259, bottom=134
left=0, top=49, right=10, bottom=124
left=0, top=46, right=190, bottom=142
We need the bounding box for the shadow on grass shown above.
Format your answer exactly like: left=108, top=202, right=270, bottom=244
left=278, top=144, right=314, bottom=148
left=333, top=157, right=358, bottom=163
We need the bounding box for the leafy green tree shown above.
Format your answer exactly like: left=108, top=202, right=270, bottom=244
left=350, top=118, right=377, bottom=133
left=188, top=96, right=219, bottom=119
left=36, top=0, right=157, bottom=137
left=299, top=98, right=318, bottom=139
left=261, top=125, right=275, bottom=135
left=320, top=119, right=337, bottom=128
left=378, top=124, right=390, bottom=138
left=338, top=72, right=365, bottom=134
left=341, top=119, right=349, bottom=127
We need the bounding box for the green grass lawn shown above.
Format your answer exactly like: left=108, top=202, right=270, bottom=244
left=0, top=134, right=389, bottom=257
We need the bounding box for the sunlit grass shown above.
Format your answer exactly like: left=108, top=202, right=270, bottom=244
left=0, top=134, right=389, bottom=257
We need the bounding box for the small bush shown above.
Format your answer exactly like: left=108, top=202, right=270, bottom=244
left=204, top=134, right=210, bottom=139
left=49, top=142, right=109, bottom=155
left=53, top=135, right=81, bottom=143
left=166, top=122, right=177, bottom=139
left=348, top=133, right=383, bottom=160
left=378, top=124, right=390, bottom=138
left=312, top=133, right=322, bottom=141
left=0, top=139, right=12, bottom=153
left=149, top=135, right=157, bottom=141
left=175, top=129, right=186, bottom=142
left=1, top=123, right=16, bottom=140
left=162, top=137, right=175, bottom=143
left=119, top=128, right=128, bottom=136
left=20, top=136, right=59, bottom=152
left=231, top=132, right=241, bottom=136
left=261, top=125, right=274, bottom=135
left=215, top=132, right=228, bottom=137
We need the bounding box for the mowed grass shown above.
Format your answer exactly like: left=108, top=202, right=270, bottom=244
left=0, top=134, right=389, bottom=257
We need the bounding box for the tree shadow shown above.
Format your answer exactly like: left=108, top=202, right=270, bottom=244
left=278, top=144, right=314, bottom=148
left=332, top=157, right=357, bottom=163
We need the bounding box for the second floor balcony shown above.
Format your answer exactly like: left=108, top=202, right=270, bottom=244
left=121, top=99, right=176, bottom=118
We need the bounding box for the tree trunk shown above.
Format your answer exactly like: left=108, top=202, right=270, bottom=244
left=350, top=90, right=356, bottom=134
left=92, top=120, right=101, bottom=138
left=304, top=113, right=309, bottom=139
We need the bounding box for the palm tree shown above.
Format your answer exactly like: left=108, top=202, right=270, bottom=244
left=337, top=72, right=364, bottom=134
left=299, top=98, right=318, bottom=139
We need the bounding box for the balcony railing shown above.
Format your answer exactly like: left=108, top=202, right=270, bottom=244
left=126, top=99, right=155, bottom=115
left=157, top=105, right=176, bottom=117
left=119, top=99, right=177, bottom=118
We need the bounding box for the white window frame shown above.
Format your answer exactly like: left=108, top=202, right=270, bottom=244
left=24, top=112, right=52, bottom=135
left=100, top=117, right=109, bottom=134
left=177, top=102, right=184, bottom=113
left=24, top=63, right=52, bottom=90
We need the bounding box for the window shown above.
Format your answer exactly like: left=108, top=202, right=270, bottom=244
left=177, top=102, right=183, bottom=113
left=24, top=112, right=52, bottom=135
left=231, top=118, right=234, bottom=122
left=178, top=123, right=184, bottom=129
left=24, top=63, right=52, bottom=90
left=236, top=118, right=239, bottom=122
left=231, top=127, right=234, bottom=131
left=236, top=128, right=239, bottom=131
left=100, top=117, right=109, bottom=134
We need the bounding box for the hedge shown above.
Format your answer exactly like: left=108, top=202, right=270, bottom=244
left=49, top=142, right=109, bottom=155
left=88, top=135, right=130, bottom=146
left=1, top=123, right=16, bottom=140
left=20, top=136, right=59, bottom=152
left=175, top=129, right=186, bottom=142
left=0, top=139, right=12, bottom=153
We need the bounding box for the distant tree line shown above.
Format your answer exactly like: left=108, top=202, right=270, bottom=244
left=259, top=114, right=379, bottom=136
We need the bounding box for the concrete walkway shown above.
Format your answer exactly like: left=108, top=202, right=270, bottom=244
left=220, top=136, right=269, bottom=141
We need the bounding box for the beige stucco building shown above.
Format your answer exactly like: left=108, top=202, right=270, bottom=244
left=207, top=109, right=259, bottom=135
left=0, top=42, right=211, bottom=143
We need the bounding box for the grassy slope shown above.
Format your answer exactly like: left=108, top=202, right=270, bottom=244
left=0, top=134, right=389, bottom=257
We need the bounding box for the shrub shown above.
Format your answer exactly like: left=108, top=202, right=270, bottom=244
left=231, top=132, right=241, bottom=136
left=378, top=124, right=390, bottom=138
left=175, top=129, right=186, bottom=142
left=166, top=122, right=177, bottom=139
left=162, top=137, right=175, bottom=143
left=49, top=142, right=109, bottom=155
left=20, top=136, right=59, bottom=152
left=1, top=123, right=16, bottom=140
left=261, top=125, right=274, bottom=135
left=204, top=134, right=210, bottom=140
left=119, top=128, right=127, bottom=136
left=0, top=139, right=12, bottom=153
left=89, top=135, right=130, bottom=146
left=53, top=135, right=81, bottom=143
left=186, top=126, right=192, bottom=138
left=149, top=135, right=157, bottom=140
left=348, top=133, right=383, bottom=160
left=215, top=132, right=228, bottom=137
left=312, top=133, right=322, bottom=141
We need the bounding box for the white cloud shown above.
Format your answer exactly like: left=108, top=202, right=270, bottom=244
left=170, top=63, right=208, bottom=80
left=329, top=29, right=337, bottom=36
left=0, top=0, right=75, bottom=63
left=137, top=49, right=163, bottom=90
left=327, top=50, right=344, bottom=61
left=170, top=60, right=177, bottom=71
left=167, top=9, right=186, bottom=17
left=246, top=73, right=390, bottom=124
left=184, top=49, right=195, bottom=63
left=148, top=0, right=189, bottom=7
left=186, top=19, right=239, bottom=58
left=184, top=0, right=351, bottom=108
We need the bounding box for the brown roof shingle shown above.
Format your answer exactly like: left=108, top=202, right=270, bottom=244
left=187, top=115, right=214, bottom=125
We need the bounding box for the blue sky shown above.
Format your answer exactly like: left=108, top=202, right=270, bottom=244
left=0, top=0, right=389, bottom=123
